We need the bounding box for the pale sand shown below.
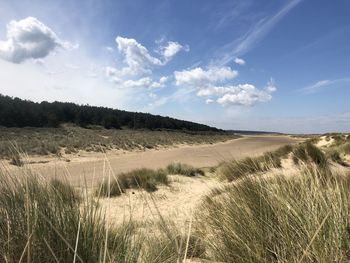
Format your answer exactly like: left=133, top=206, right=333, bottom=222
left=100, top=174, right=221, bottom=228
left=19, top=135, right=302, bottom=186
left=99, top=155, right=298, bottom=229
left=316, top=135, right=334, bottom=147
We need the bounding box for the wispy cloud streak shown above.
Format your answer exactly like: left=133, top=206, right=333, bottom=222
left=217, top=0, right=303, bottom=66
left=300, top=78, right=350, bottom=94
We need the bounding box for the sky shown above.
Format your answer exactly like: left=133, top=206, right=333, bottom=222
left=0, top=0, right=349, bottom=134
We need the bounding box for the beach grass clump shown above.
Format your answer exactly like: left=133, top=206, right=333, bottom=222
left=97, top=168, right=169, bottom=197
left=142, top=219, right=206, bottom=263
left=197, top=166, right=350, bottom=262
left=0, top=169, right=143, bottom=263
left=217, top=144, right=296, bottom=182
left=259, top=151, right=282, bottom=169
left=273, top=144, right=293, bottom=158
left=293, top=142, right=328, bottom=168
left=218, top=157, right=268, bottom=181
left=166, top=162, right=204, bottom=177
left=341, top=142, right=350, bottom=155
left=326, top=149, right=348, bottom=166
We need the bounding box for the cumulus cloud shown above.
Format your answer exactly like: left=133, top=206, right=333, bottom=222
left=196, top=79, right=276, bottom=106
left=108, top=74, right=168, bottom=89
left=115, top=36, right=163, bottom=76
left=174, top=67, right=238, bottom=87
left=0, top=17, right=74, bottom=63
left=161, top=41, right=189, bottom=62
left=216, top=83, right=275, bottom=106
left=174, top=65, right=275, bottom=107
left=234, top=57, right=246, bottom=65
left=113, top=36, right=187, bottom=77
left=218, top=80, right=277, bottom=106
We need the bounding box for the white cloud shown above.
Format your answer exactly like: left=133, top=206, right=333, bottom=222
left=234, top=57, right=246, bottom=65
left=159, top=76, right=168, bottom=84
left=112, top=36, right=187, bottom=77
left=216, top=83, right=275, bottom=106
left=197, top=86, right=233, bottom=97
left=115, top=36, right=163, bottom=76
left=197, top=80, right=277, bottom=107
left=161, top=41, right=189, bottom=62
left=174, top=65, right=275, bottom=107
left=0, top=17, right=74, bottom=63
left=108, top=75, right=168, bottom=89
left=174, top=67, right=238, bottom=87
left=205, top=98, right=214, bottom=104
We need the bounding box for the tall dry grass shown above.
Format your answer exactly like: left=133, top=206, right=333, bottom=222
left=196, top=165, right=350, bottom=262
left=0, top=168, right=144, bottom=262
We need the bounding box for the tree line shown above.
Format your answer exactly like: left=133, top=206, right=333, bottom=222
left=0, top=94, right=222, bottom=132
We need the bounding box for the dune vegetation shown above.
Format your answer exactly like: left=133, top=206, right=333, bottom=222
left=1, top=134, right=350, bottom=262
left=0, top=125, right=238, bottom=160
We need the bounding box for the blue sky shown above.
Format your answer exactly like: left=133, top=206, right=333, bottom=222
left=0, top=0, right=349, bottom=133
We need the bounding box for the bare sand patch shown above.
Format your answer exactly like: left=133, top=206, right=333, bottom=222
left=99, top=174, right=220, bottom=228
left=316, top=135, right=334, bottom=147
left=20, top=135, right=302, bottom=186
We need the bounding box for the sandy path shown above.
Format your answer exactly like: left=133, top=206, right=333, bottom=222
left=26, top=135, right=301, bottom=186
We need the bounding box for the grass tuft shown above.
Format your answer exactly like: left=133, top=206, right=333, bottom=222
left=326, top=150, right=348, bottom=166
left=166, top=162, right=204, bottom=176
left=197, top=166, right=350, bottom=262
left=293, top=142, right=328, bottom=168
left=0, top=169, right=143, bottom=262
left=97, top=168, right=169, bottom=197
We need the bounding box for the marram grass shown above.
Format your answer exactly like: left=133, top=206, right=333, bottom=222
left=196, top=165, right=350, bottom=262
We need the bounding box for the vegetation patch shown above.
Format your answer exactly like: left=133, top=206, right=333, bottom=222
left=218, top=157, right=268, bottom=181
left=217, top=144, right=294, bottom=182
left=0, top=171, right=143, bottom=262
left=326, top=149, right=348, bottom=166
left=292, top=142, right=328, bottom=168
left=97, top=168, right=169, bottom=197
left=166, top=162, right=204, bottom=176
left=197, top=166, right=350, bottom=262
left=0, top=126, right=238, bottom=159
